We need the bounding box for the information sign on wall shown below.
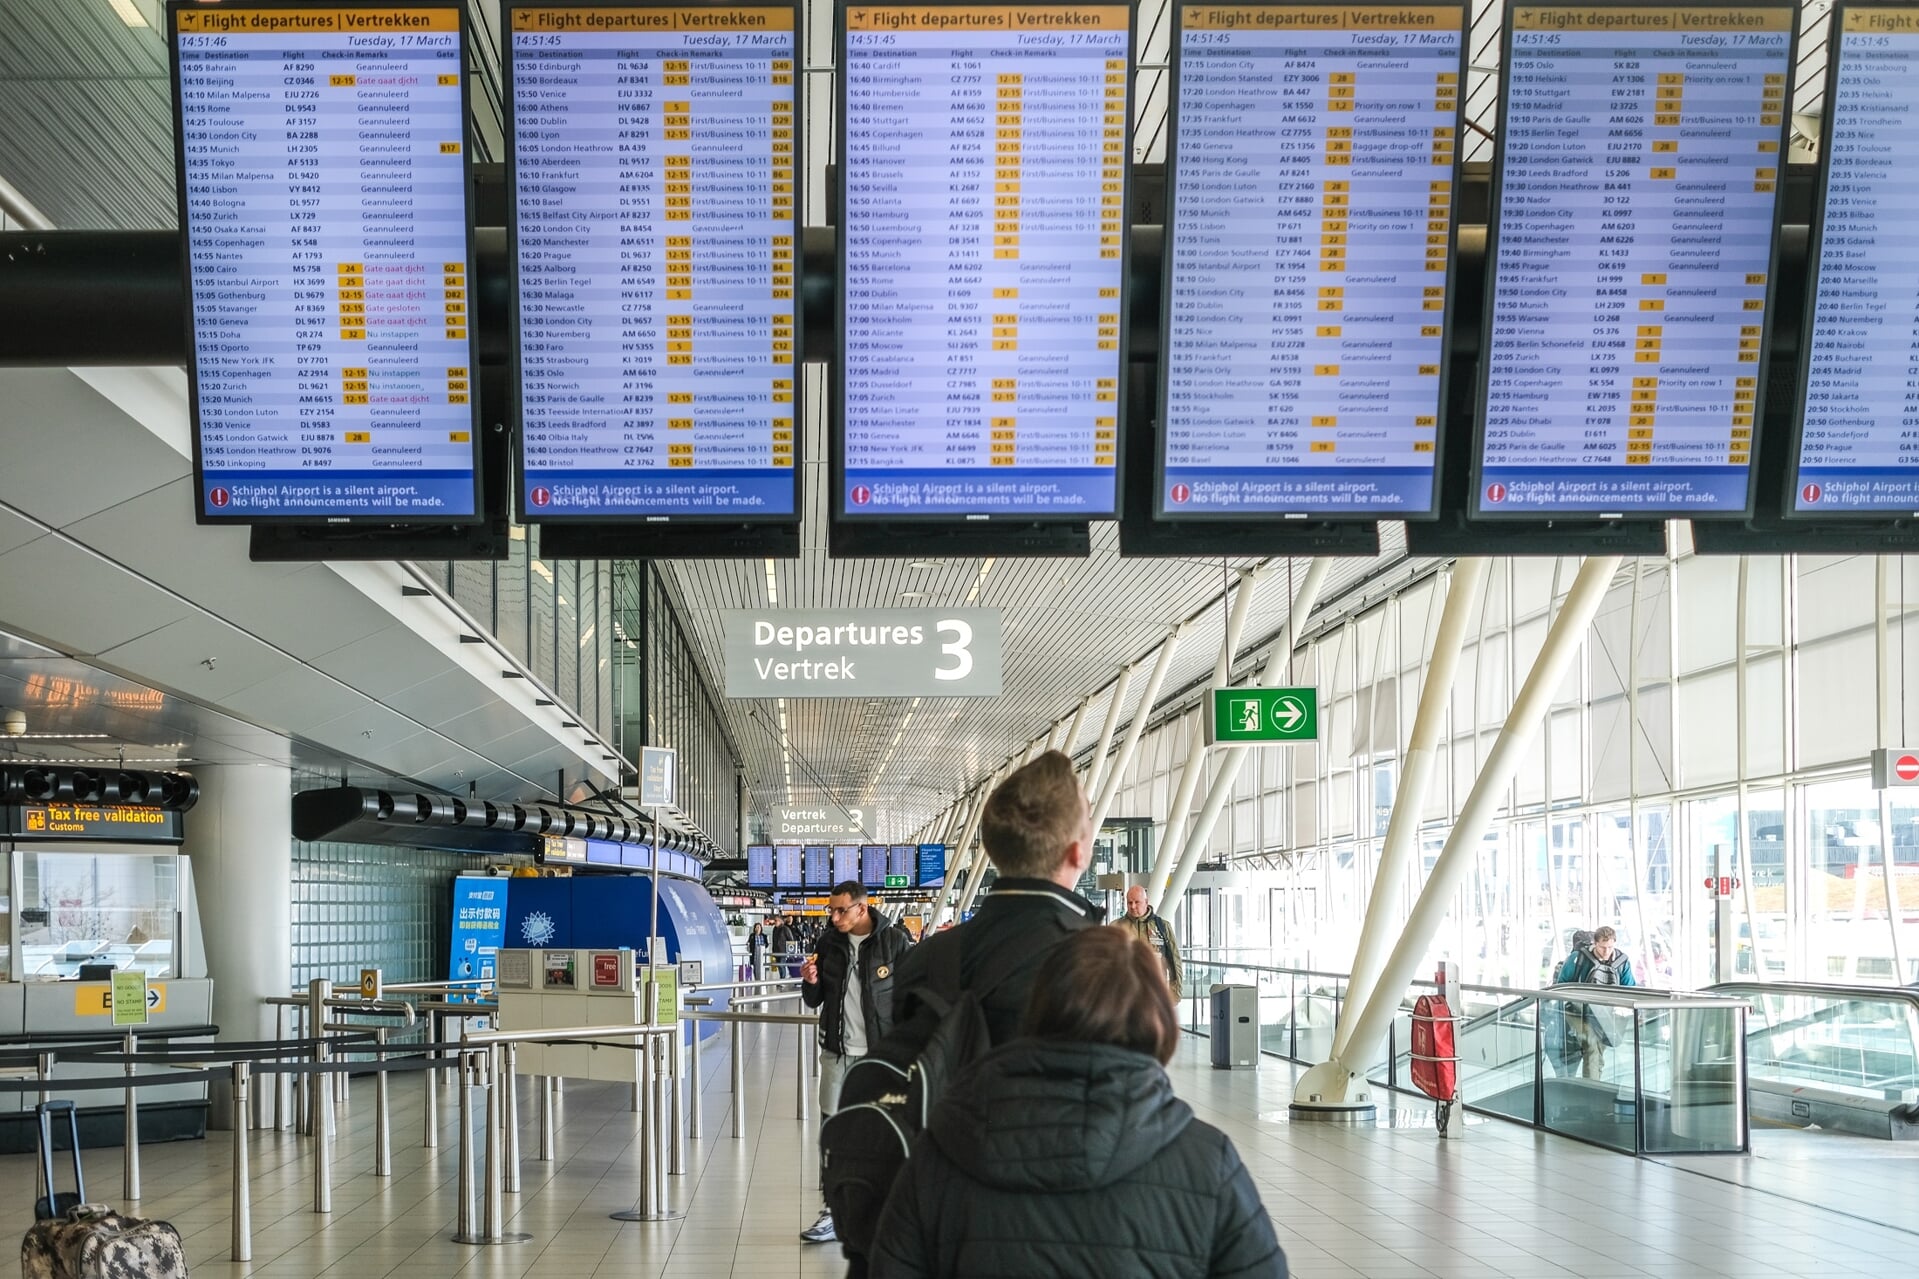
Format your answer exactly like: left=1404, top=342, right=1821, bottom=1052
left=170, top=1, right=484, bottom=521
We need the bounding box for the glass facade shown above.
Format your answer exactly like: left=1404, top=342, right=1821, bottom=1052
left=1106, top=550, right=1919, bottom=990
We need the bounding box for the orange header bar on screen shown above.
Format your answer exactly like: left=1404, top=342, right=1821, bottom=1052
left=846, top=5, right=1131, bottom=32
left=513, top=7, right=795, bottom=31
left=1509, top=6, right=1794, bottom=33
left=1183, top=5, right=1462, bottom=31
left=176, top=6, right=459, bottom=34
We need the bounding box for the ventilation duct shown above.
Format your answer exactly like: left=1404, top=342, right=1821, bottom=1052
left=292, top=785, right=708, bottom=863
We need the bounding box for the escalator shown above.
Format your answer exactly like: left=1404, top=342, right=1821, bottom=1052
left=1707, top=981, right=1919, bottom=1140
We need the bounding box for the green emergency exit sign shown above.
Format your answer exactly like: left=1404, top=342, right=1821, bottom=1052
left=1209, top=686, right=1318, bottom=745
left=884, top=874, right=909, bottom=888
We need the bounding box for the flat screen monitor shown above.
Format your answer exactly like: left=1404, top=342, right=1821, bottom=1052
left=774, top=843, right=803, bottom=888
left=169, top=0, right=484, bottom=522
left=504, top=0, right=801, bottom=522
left=917, top=842, right=947, bottom=885
left=1787, top=2, right=1919, bottom=516
left=746, top=844, right=774, bottom=888
left=836, top=0, right=1134, bottom=520
left=802, top=844, right=832, bottom=889
left=1472, top=0, right=1796, bottom=519
left=587, top=839, right=622, bottom=866
left=831, top=844, right=861, bottom=886
left=888, top=844, right=916, bottom=884
left=860, top=844, right=888, bottom=888
left=1156, top=0, right=1467, bottom=520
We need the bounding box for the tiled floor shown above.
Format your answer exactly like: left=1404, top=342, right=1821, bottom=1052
left=1, top=1024, right=1915, bottom=1278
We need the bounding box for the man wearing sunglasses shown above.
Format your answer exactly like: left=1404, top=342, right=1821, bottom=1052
left=799, top=880, right=914, bottom=1244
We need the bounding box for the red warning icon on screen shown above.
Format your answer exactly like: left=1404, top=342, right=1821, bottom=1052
left=208, top=487, right=229, bottom=508
left=1170, top=483, right=1191, bottom=504
left=1485, top=482, right=1507, bottom=504
left=1801, top=482, right=1822, bottom=505
left=530, top=487, right=551, bottom=507
left=851, top=485, right=872, bottom=506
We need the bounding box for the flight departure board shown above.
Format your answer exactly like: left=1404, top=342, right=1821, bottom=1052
left=506, top=2, right=799, bottom=521
left=171, top=1, right=482, bottom=522
left=838, top=2, right=1133, bottom=519
left=803, top=844, right=832, bottom=888
left=774, top=843, right=802, bottom=887
left=746, top=843, right=775, bottom=887
left=1791, top=4, right=1919, bottom=516
left=860, top=844, right=889, bottom=887
left=1474, top=1, right=1795, bottom=518
left=1158, top=2, right=1465, bottom=519
left=888, top=844, right=916, bottom=882
left=832, top=844, right=861, bottom=885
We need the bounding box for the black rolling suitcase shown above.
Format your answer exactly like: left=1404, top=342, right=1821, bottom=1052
left=20, top=1100, right=188, bottom=1279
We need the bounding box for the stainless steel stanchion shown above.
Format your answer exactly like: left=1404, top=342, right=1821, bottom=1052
left=373, top=1028, right=392, bottom=1177
left=794, top=1023, right=809, bottom=1120
left=230, top=1062, right=252, bottom=1263
left=537, top=1076, right=555, bottom=1161
left=307, top=979, right=332, bottom=1139
left=480, top=1047, right=530, bottom=1244
left=501, top=1043, right=521, bottom=1194
left=122, top=1031, right=141, bottom=1201
left=669, top=1028, right=685, bottom=1176
left=423, top=1046, right=439, bottom=1149
left=294, top=1004, right=309, bottom=1136
left=312, top=1063, right=333, bottom=1215
left=610, top=1032, right=681, bottom=1222
left=730, top=1022, right=745, bottom=1138
left=452, top=1052, right=481, bottom=1244
left=687, top=1023, right=703, bottom=1141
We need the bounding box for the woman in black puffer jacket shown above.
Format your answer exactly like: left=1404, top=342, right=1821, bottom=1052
left=870, top=926, right=1286, bottom=1279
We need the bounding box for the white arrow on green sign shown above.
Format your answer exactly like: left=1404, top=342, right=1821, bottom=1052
left=1208, top=686, right=1319, bottom=745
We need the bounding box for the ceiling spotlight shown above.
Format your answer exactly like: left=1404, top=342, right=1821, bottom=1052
left=2, top=709, right=24, bottom=738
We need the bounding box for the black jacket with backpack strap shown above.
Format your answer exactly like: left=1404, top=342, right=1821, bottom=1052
left=869, top=1039, right=1286, bottom=1279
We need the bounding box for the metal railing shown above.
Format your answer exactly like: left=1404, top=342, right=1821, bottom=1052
left=1184, top=953, right=1751, bottom=1155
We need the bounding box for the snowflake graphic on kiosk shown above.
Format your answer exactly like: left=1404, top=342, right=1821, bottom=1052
left=520, top=910, right=556, bottom=947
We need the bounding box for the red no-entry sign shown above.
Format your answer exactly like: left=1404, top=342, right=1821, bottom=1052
left=1872, top=748, right=1919, bottom=788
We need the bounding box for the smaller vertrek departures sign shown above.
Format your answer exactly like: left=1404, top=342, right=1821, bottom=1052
left=721, top=610, right=1002, bottom=697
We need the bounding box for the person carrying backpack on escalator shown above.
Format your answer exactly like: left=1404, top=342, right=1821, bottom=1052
left=821, top=749, right=1103, bottom=1276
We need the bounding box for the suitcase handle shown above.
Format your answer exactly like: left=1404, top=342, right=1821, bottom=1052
left=35, top=1099, right=85, bottom=1220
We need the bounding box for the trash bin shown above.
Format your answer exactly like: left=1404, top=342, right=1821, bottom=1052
left=1210, top=984, right=1259, bottom=1070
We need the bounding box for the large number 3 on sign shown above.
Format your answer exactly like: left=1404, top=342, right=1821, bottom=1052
left=934, top=618, right=974, bottom=681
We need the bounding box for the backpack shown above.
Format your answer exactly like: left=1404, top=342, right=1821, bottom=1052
left=819, top=935, right=1016, bottom=1257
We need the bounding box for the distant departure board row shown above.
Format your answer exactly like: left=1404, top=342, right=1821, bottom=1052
left=837, top=3, right=1133, bottom=519
left=746, top=843, right=928, bottom=888
left=171, top=0, right=482, bottom=522
left=1792, top=4, right=1919, bottom=516
left=506, top=3, right=800, bottom=522
left=1474, top=1, right=1796, bottom=518
left=1157, top=2, right=1465, bottom=520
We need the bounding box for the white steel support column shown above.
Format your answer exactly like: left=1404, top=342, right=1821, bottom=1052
left=1091, top=626, right=1187, bottom=835
left=1332, top=558, right=1487, bottom=1050
left=1083, top=669, right=1133, bottom=803
left=928, top=783, right=989, bottom=929
left=1149, top=568, right=1267, bottom=904
left=1877, top=557, right=1910, bottom=979
left=957, top=737, right=1043, bottom=915
left=1293, top=555, right=1620, bottom=1117
left=1734, top=556, right=1771, bottom=980
left=1160, top=559, right=1331, bottom=914
left=1058, top=698, right=1092, bottom=763
left=185, top=764, right=294, bottom=1129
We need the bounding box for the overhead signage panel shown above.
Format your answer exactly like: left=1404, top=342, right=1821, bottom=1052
left=770, top=804, right=877, bottom=841
left=1789, top=4, right=1919, bottom=516
left=837, top=2, right=1133, bottom=520
left=1158, top=2, right=1466, bottom=520
left=1207, top=685, right=1320, bottom=744
left=9, top=804, right=183, bottom=844
left=722, top=609, right=1003, bottom=696
left=639, top=745, right=678, bottom=808
left=917, top=842, right=947, bottom=885
left=170, top=0, right=483, bottom=522
left=1472, top=1, right=1796, bottom=519
left=506, top=2, right=802, bottom=521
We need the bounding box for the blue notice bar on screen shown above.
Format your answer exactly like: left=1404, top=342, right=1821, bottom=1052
left=1476, top=466, right=1749, bottom=514
left=1794, top=469, right=1919, bottom=514
left=842, top=468, right=1114, bottom=517
left=1162, top=468, right=1432, bottom=515
left=523, top=469, right=795, bottom=518
left=202, top=471, right=474, bottom=519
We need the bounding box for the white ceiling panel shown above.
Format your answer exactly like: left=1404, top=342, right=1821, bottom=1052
left=93, top=612, right=289, bottom=704
left=0, top=370, right=188, bottom=528
left=0, top=533, right=195, bottom=656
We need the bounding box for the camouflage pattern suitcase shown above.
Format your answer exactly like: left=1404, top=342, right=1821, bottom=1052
left=20, top=1102, right=187, bottom=1279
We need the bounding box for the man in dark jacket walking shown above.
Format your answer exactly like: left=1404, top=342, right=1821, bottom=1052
left=799, top=881, right=914, bottom=1244
left=835, top=749, right=1104, bottom=1272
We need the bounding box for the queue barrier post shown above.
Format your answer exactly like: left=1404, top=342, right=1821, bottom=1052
left=537, top=1073, right=554, bottom=1161
left=669, top=1027, right=686, bottom=1176
left=730, top=1022, right=744, bottom=1138
left=122, top=1031, right=140, bottom=1202
left=452, top=1051, right=481, bottom=1244
left=230, top=1061, right=252, bottom=1263
left=373, top=1027, right=392, bottom=1177
left=687, top=1022, right=703, bottom=1141
left=423, top=1042, right=439, bottom=1149
left=501, top=1042, right=521, bottom=1195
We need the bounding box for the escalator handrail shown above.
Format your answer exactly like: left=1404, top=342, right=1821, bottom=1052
left=1186, top=951, right=1749, bottom=1009
left=1708, top=979, right=1919, bottom=1009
